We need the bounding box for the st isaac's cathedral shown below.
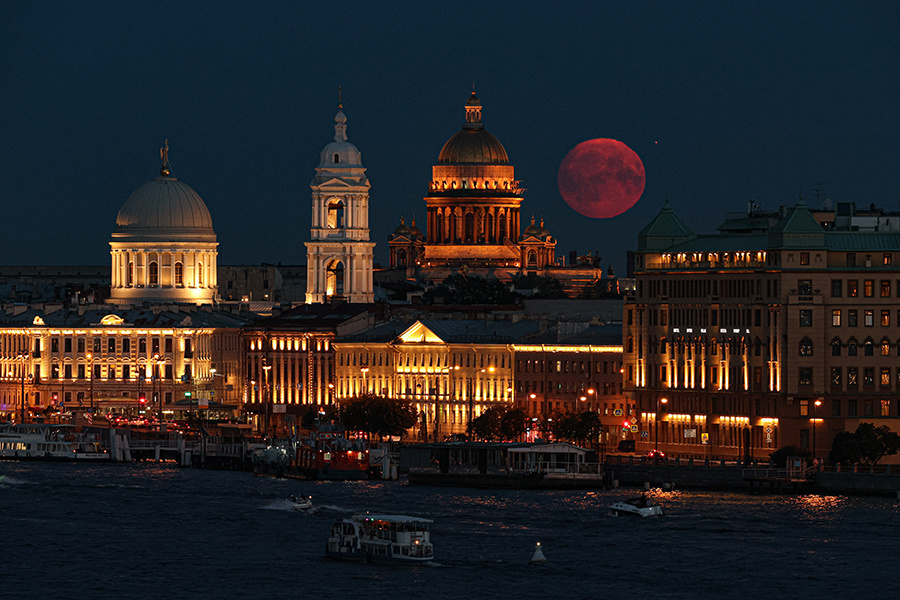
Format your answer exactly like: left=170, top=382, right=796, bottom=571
left=388, top=93, right=601, bottom=292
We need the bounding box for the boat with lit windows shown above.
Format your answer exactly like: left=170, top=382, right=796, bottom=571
left=297, top=422, right=369, bottom=480
left=0, top=423, right=109, bottom=460
left=609, top=494, right=665, bottom=518
left=326, top=514, right=434, bottom=564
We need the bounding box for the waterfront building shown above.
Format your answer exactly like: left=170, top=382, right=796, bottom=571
left=305, top=105, right=375, bottom=304
left=335, top=318, right=539, bottom=440
left=241, top=303, right=376, bottom=436
left=623, top=199, right=900, bottom=460
left=512, top=323, right=629, bottom=448
left=0, top=307, right=249, bottom=423
left=108, top=143, right=219, bottom=306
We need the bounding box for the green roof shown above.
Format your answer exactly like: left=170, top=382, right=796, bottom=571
left=637, top=200, right=695, bottom=250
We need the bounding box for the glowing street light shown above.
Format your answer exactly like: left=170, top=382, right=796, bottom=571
left=655, top=396, right=668, bottom=453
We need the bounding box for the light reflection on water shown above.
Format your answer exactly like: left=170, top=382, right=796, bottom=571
left=2, top=461, right=899, bottom=600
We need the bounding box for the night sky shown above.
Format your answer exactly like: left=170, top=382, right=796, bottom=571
left=3, top=2, right=899, bottom=276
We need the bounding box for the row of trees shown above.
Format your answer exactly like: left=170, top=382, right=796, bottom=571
left=467, top=405, right=602, bottom=446
left=300, top=396, right=604, bottom=446
left=770, top=423, right=900, bottom=467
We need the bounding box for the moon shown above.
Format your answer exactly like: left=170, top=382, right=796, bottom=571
left=557, top=138, right=645, bottom=219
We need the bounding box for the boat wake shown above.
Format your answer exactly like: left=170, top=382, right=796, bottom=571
left=0, top=475, right=28, bottom=487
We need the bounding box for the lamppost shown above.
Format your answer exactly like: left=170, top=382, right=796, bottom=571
left=86, top=352, right=94, bottom=414
left=655, top=396, right=668, bottom=453
left=262, top=362, right=272, bottom=440
left=18, top=350, right=28, bottom=424
left=360, top=365, right=369, bottom=394
left=812, top=397, right=822, bottom=460
left=152, top=353, right=161, bottom=424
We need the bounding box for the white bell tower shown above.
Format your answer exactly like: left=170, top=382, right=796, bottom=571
left=305, top=102, right=375, bottom=303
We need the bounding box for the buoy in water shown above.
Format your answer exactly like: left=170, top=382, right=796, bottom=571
left=531, top=542, right=547, bottom=563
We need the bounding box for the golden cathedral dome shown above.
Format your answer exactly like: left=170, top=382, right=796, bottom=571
left=437, top=92, right=509, bottom=165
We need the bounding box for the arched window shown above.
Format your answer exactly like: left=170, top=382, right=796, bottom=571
left=486, top=212, right=494, bottom=243
left=198, top=262, right=204, bottom=287
left=799, top=337, right=813, bottom=356
left=831, top=338, right=842, bottom=357
left=498, top=212, right=507, bottom=241
left=326, top=260, right=345, bottom=297
left=397, top=249, right=407, bottom=268
left=881, top=338, right=891, bottom=356
left=848, top=338, right=858, bottom=356
left=626, top=336, right=633, bottom=353
left=864, top=338, right=874, bottom=356
left=327, top=199, right=344, bottom=228
left=174, top=262, right=183, bottom=287
left=435, top=212, right=444, bottom=242
left=527, top=250, right=537, bottom=268
left=333, top=153, right=340, bottom=164
left=464, top=212, right=475, bottom=243
left=148, top=262, right=159, bottom=286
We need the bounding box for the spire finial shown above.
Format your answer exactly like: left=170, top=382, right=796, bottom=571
left=160, top=139, right=170, bottom=177
left=338, top=84, right=343, bottom=109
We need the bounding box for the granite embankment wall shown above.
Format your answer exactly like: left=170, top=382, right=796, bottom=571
left=604, top=459, right=900, bottom=497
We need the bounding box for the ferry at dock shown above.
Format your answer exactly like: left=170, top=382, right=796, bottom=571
left=326, top=514, right=434, bottom=564
left=0, top=423, right=110, bottom=461
left=297, top=422, right=369, bottom=480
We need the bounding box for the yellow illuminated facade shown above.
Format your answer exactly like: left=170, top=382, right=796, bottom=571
left=335, top=320, right=515, bottom=440
left=0, top=315, right=243, bottom=421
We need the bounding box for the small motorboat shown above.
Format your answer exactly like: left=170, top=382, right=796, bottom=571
left=609, top=494, right=664, bottom=518
left=288, top=494, right=313, bottom=511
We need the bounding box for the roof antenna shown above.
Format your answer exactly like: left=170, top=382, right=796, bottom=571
left=338, top=84, right=343, bottom=109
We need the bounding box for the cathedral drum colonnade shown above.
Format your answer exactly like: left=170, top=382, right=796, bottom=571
left=109, top=143, right=219, bottom=306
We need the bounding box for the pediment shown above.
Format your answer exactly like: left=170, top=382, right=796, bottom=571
left=395, top=321, right=445, bottom=344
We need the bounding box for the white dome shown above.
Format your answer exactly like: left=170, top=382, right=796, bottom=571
left=114, top=174, right=216, bottom=242
left=316, top=109, right=363, bottom=169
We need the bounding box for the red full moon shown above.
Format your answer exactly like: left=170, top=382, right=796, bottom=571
left=557, top=138, right=645, bottom=218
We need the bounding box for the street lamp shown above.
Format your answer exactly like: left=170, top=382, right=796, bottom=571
left=812, top=397, right=823, bottom=461
left=18, top=351, right=28, bottom=424
left=655, top=396, right=668, bottom=453
left=262, top=362, right=272, bottom=439
left=86, top=352, right=94, bottom=414
left=360, top=365, right=369, bottom=394
left=151, top=353, right=161, bottom=424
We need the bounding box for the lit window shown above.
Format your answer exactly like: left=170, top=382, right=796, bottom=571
left=148, top=262, right=158, bottom=286
left=832, top=310, right=841, bottom=327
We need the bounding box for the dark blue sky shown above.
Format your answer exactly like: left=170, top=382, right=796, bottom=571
left=2, top=2, right=899, bottom=275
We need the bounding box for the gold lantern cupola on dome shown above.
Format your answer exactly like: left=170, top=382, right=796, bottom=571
left=108, top=141, right=219, bottom=306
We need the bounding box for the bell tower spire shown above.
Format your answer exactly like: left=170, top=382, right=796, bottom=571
left=305, top=99, right=375, bottom=304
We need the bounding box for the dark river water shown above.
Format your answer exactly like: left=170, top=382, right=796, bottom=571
left=1, top=461, right=898, bottom=600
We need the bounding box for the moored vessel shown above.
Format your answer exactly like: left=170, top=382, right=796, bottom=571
left=0, top=423, right=111, bottom=461
left=297, top=422, right=369, bottom=480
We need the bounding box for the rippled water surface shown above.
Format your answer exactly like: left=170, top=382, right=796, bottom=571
left=2, top=462, right=898, bottom=600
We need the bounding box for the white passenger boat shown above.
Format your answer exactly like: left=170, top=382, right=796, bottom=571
left=0, top=423, right=109, bottom=461
left=326, top=514, right=434, bottom=563
left=609, top=494, right=665, bottom=518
